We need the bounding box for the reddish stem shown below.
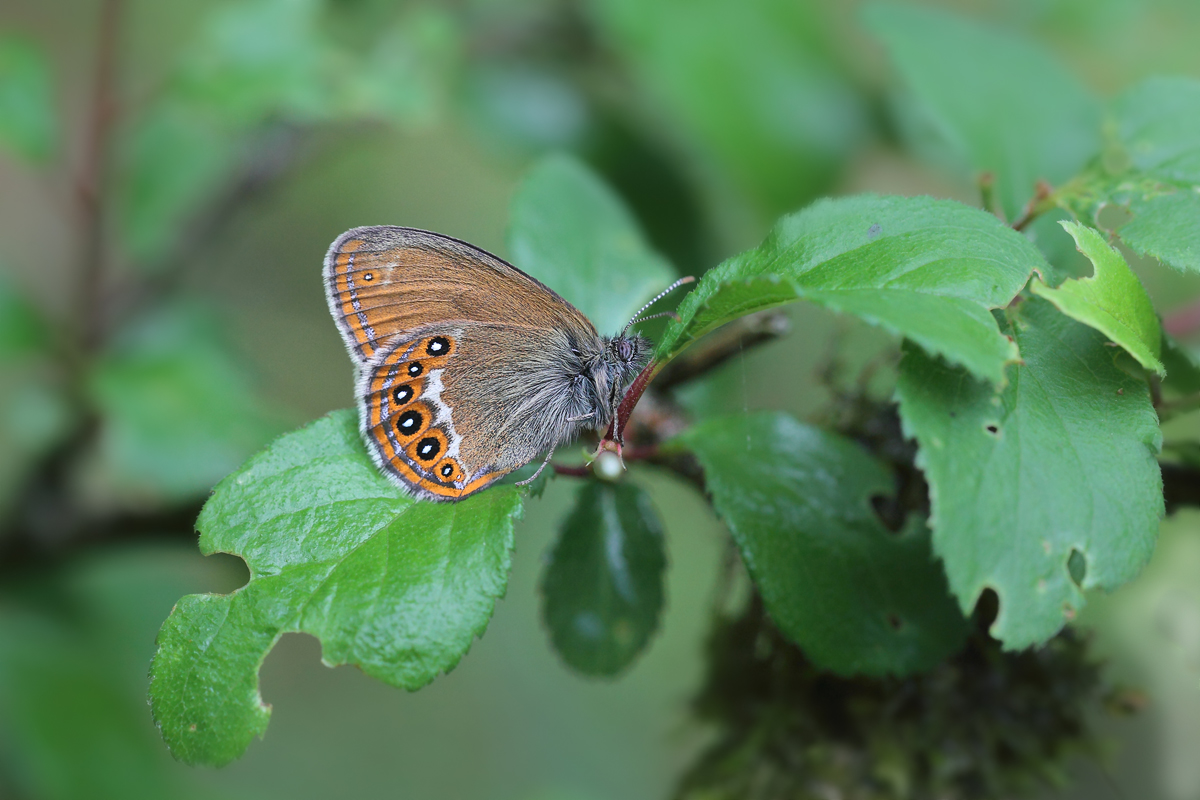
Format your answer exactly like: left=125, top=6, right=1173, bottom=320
left=1165, top=301, right=1200, bottom=339
left=603, top=360, right=661, bottom=443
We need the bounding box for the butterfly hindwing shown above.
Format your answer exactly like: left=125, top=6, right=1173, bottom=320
left=359, top=328, right=510, bottom=500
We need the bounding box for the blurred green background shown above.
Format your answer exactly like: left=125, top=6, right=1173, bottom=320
left=2, top=0, right=1200, bottom=797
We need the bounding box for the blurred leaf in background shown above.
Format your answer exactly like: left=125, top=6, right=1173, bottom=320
left=0, top=273, right=68, bottom=523
left=591, top=0, right=869, bottom=214
left=85, top=302, right=289, bottom=504
left=865, top=2, right=1102, bottom=221
left=507, top=153, right=676, bottom=334
left=0, top=34, right=56, bottom=164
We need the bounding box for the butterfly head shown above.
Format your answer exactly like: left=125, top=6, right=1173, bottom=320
left=604, top=333, right=652, bottom=378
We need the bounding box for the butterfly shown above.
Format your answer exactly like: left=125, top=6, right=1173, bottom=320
left=324, top=226, right=690, bottom=502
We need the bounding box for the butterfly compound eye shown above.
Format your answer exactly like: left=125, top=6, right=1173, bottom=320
left=615, top=338, right=635, bottom=361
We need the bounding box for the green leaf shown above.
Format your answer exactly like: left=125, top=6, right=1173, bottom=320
left=864, top=3, right=1101, bottom=220
left=676, top=412, right=968, bottom=676
left=1057, top=77, right=1200, bottom=273
left=540, top=481, right=667, bottom=677
left=0, top=609, right=199, bottom=800
left=116, top=101, right=240, bottom=264
left=149, top=410, right=524, bottom=765
left=507, top=154, right=677, bottom=335
left=655, top=195, right=1047, bottom=385
left=1161, top=334, right=1200, bottom=395
left=1030, top=221, right=1163, bottom=374
left=0, top=273, right=67, bottom=520
left=592, top=0, right=867, bottom=211
left=178, top=0, right=333, bottom=126
left=88, top=303, right=288, bottom=501
left=0, top=35, right=56, bottom=163
left=0, top=270, right=49, bottom=358
left=895, top=297, right=1163, bottom=649
left=337, top=7, right=460, bottom=128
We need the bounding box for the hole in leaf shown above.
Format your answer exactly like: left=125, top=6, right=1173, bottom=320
left=886, top=613, right=903, bottom=631
left=208, top=552, right=251, bottom=593
left=985, top=424, right=999, bottom=436
left=869, top=493, right=904, bottom=533
left=1067, top=548, right=1087, bottom=588
left=1097, top=203, right=1133, bottom=231
left=973, top=588, right=1000, bottom=629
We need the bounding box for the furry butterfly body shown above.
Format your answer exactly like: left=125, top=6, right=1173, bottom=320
left=324, top=226, right=652, bottom=501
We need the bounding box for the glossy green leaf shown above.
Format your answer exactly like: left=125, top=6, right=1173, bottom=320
left=677, top=412, right=967, bottom=676
left=1031, top=221, right=1163, bottom=374
left=895, top=297, right=1163, bottom=649
left=592, top=0, right=867, bottom=211
left=540, top=482, right=667, bottom=677
left=507, top=154, right=677, bottom=335
left=0, top=36, right=56, bottom=163
left=864, top=3, right=1101, bottom=220
left=655, top=195, right=1046, bottom=385
left=88, top=304, right=287, bottom=501
left=149, top=410, right=524, bottom=765
left=1058, top=77, right=1200, bottom=273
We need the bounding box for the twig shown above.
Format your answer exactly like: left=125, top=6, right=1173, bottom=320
left=978, top=171, right=1000, bottom=220
left=1164, top=300, right=1200, bottom=339
left=73, top=0, right=123, bottom=355
left=1010, top=180, right=1055, bottom=232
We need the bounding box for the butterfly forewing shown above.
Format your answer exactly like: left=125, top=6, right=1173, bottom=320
left=324, top=226, right=594, bottom=365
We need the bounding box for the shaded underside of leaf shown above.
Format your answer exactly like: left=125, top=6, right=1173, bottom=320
left=150, top=410, right=524, bottom=765
left=540, top=481, right=667, bottom=678
left=507, top=153, right=677, bottom=335
left=677, top=412, right=968, bottom=676
left=1031, top=220, right=1163, bottom=374
left=895, top=297, right=1163, bottom=649
left=655, top=194, right=1046, bottom=385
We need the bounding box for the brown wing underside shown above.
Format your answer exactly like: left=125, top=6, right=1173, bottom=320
left=324, top=226, right=596, bottom=364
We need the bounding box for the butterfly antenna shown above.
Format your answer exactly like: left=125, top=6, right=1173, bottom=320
left=622, top=276, right=695, bottom=336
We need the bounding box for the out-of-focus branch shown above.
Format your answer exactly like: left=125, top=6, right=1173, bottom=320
left=74, top=0, right=123, bottom=356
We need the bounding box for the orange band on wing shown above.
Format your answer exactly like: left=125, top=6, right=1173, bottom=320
left=367, top=420, right=507, bottom=499
left=332, top=240, right=378, bottom=360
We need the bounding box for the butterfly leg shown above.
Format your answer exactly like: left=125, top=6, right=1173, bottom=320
left=516, top=448, right=556, bottom=486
